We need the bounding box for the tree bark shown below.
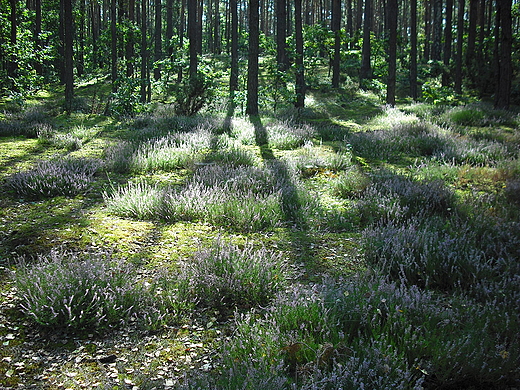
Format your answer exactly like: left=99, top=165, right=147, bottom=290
left=154, top=0, right=162, bottom=80
left=140, top=0, right=148, bottom=102
left=188, top=0, right=198, bottom=77
left=410, top=0, right=418, bottom=100
left=431, top=0, right=442, bottom=61
left=295, top=0, right=305, bottom=107
left=111, top=0, right=117, bottom=88
left=454, top=0, right=465, bottom=93
left=359, top=0, right=372, bottom=84
left=230, top=0, right=239, bottom=93
left=442, top=0, right=454, bottom=86
left=62, top=0, right=74, bottom=111
left=246, top=0, right=260, bottom=116
left=331, top=0, right=341, bottom=88
left=386, top=0, right=397, bottom=106
left=494, top=0, right=512, bottom=109
left=276, top=0, right=288, bottom=72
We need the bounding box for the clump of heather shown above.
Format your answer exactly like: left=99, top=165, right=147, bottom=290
left=11, top=250, right=161, bottom=331
left=177, top=239, right=288, bottom=309
left=231, top=118, right=314, bottom=149
left=352, top=172, right=456, bottom=227
left=363, top=216, right=520, bottom=295
left=199, top=275, right=519, bottom=389
left=6, top=157, right=100, bottom=199
left=331, top=166, right=371, bottom=198
left=105, top=163, right=320, bottom=231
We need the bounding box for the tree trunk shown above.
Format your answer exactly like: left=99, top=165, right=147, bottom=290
left=111, top=0, right=117, bottom=88
left=494, top=0, right=512, bottom=109
left=154, top=0, right=162, bottom=80
left=442, top=0, right=454, bottom=86
left=359, top=0, right=372, bottom=84
left=188, top=0, right=198, bottom=77
left=126, top=0, right=135, bottom=77
left=466, top=0, right=479, bottom=86
left=423, top=0, right=431, bottom=61
left=230, top=0, right=239, bottom=93
left=386, top=0, right=397, bottom=106
left=246, top=0, right=260, bottom=116
left=454, top=0, right=465, bottom=93
left=62, top=0, right=74, bottom=111
left=8, top=0, right=18, bottom=85
left=34, top=0, right=43, bottom=75
left=410, top=0, right=418, bottom=99
left=431, top=0, right=442, bottom=61
left=295, top=0, right=305, bottom=107
left=331, top=0, right=341, bottom=88
left=276, top=0, right=288, bottom=72
left=140, top=0, right=148, bottom=102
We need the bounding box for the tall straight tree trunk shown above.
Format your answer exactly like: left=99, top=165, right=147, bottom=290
left=140, top=0, right=148, bottom=102
left=34, top=0, right=43, bottom=75
left=494, top=0, right=512, bottom=109
left=386, top=0, right=397, bottom=106
left=8, top=0, right=17, bottom=85
left=276, top=0, right=288, bottom=72
left=77, top=0, right=85, bottom=77
left=230, top=0, right=239, bottom=93
left=454, top=0, right=465, bottom=93
left=423, top=0, right=431, bottom=61
left=214, top=0, right=221, bottom=54
left=431, top=0, right=442, bottom=61
left=178, top=0, right=185, bottom=81
left=466, top=0, right=479, bottom=86
left=295, top=0, right=305, bottom=107
left=359, top=0, right=372, bottom=84
left=442, top=0, right=454, bottom=86
left=410, top=0, right=418, bottom=99
left=126, top=0, right=135, bottom=77
left=246, top=0, right=260, bottom=116
left=188, top=0, right=198, bottom=77
left=62, top=0, right=74, bottom=111
left=110, top=0, right=117, bottom=88
left=331, top=0, right=341, bottom=88
left=166, top=0, right=173, bottom=57
left=154, top=0, right=162, bottom=80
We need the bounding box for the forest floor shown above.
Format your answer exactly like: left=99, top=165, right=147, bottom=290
left=0, top=81, right=519, bottom=389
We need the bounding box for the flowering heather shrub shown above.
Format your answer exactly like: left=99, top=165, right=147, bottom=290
left=363, top=217, right=520, bottom=295
left=210, top=276, right=519, bottom=389
left=435, top=137, right=511, bottom=165
left=347, top=121, right=447, bottom=162
left=332, top=166, right=371, bottom=198
left=505, top=179, right=520, bottom=205
left=6, top=158, right=100, bottom=199
left=177, top=239, right=288, bottom=309
left=104, top=181, right=164, bottom=220
left=12, top=250, right=153, bottom=331
left=231, top=118, right=314, bottom=149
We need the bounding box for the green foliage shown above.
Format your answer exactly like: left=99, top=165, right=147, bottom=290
left=6, top=157, right=100, bottom=199
left=109, top=77, right=145, bottom=117
left=12, top=250, right=153, bottom=331
left=177, top=239, right=288, bottom=309
left=173, top=71, right=216, bottom=116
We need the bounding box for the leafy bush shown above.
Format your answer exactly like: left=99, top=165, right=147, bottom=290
left=6, top=157, right=100, bottom=199
left=12, top=250, right=153, bottom=331
left=173, top=72, right=215, bottom=116
left=177, top=239, right=288, bottom=309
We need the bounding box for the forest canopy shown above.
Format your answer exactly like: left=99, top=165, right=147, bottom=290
left=0, top=0, right=519, bottom=113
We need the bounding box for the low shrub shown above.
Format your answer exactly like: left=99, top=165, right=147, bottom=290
left=6, top=157, right=100, bottom=199
left=332, top=166, right=371, bottom=198
left=177, top=239, right=288, bottom=309
left=12, top=250, right=155, bottom=331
